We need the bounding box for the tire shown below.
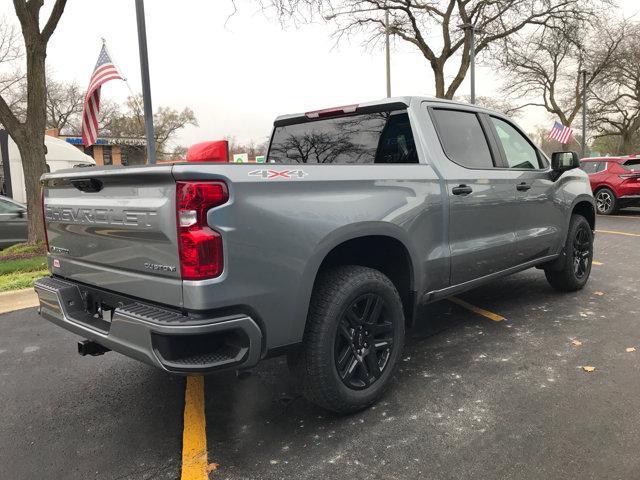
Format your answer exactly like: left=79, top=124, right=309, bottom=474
left=288, top=265, right=405, bottom=414
left=594, top=187, right=617, bottom=215
left=545, top=214, right=593, bottom=292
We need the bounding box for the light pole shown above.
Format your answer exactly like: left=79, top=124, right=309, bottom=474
left=385, top=9, right=391, bottom=98
left=581, top=69, right=588, bottom=158
left=325, top=8, right=391, bottom=98
left=134, top=0, right=157, bottom=165
left=458, top=23, right=481, bottom=104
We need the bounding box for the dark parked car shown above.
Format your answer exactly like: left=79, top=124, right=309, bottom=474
left=581, top=156, right=640, bottom=215
left=0, top=195, right=28, bottom=249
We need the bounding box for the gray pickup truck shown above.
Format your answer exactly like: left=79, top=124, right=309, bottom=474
left=35, top=97, right=595, bottom=413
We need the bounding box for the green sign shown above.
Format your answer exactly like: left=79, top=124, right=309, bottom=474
left=255, top=155, right=266, bottom=163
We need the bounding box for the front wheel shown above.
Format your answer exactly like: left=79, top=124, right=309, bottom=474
left=595, top=187, right=617, bottom=215
left=288, top=265, right=405, bottom=414
left=545, top=214, right=593, bottom=292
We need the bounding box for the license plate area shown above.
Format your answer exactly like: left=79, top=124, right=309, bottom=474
left=76, top=291, right=116, bottom=334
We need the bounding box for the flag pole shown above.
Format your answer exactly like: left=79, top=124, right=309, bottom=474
left=134, top=0, right=157, bottom=165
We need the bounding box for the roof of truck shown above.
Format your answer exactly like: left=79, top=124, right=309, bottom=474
left=273, top=96, right=497, bottom=126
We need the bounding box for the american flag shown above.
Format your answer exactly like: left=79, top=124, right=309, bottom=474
left=548, top=121, right=573, bottom=145
left=81, top=44, right=123, bottom=146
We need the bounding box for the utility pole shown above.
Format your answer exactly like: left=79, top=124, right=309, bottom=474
left=134, top=0, right=157, bottom=165
left=459, top=24, right=481, bottom=104
left=581, top=69, right=588, bottom=158
left=385, top=9, right=391, bottom=98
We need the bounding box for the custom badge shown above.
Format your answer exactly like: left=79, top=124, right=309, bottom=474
left=248, top=169, right=308, bottom=179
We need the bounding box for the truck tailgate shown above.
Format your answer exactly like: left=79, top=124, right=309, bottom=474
left=42, top=165, right=183, bottom=308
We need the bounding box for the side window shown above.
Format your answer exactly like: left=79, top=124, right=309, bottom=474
left=491, top=117, right=541, bottom=169
left=431, top=109, right=494, bottom=169
left=582, top=162, right=606, bottom=174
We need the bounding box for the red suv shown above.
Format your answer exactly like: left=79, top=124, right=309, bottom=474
left=580, top=156, right=640, bottom=215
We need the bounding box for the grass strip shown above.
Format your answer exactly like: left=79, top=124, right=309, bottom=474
left=0, top=270, right=48, bottom=292
left=0, top=256, right=47, bottom=275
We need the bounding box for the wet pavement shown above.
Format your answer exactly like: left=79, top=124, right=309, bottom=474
left=1, top=210, right=639, bottom=479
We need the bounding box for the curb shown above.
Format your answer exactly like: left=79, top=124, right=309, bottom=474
left=0, top=288, right=39, bottom=315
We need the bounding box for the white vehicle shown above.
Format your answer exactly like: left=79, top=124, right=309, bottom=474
left=2, top=135, right=95, bottom=203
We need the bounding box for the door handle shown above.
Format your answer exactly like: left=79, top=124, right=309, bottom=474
left=516, top=182, right=531, bottom=191
left=452, top=184, right=473, bottom=196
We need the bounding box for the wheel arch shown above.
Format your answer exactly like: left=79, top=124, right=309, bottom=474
left=572, top=198, right=596, bottom=231
left=592, top=184, right=616, bottom=198
left=302, top=224, right=420, bottom=328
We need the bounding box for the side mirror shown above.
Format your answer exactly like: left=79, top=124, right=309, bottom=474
left=186, top=140, right=229, bottom=163
left=17, top=210, right=26, bottom=219
left=551, top=151, right=580, bottom=172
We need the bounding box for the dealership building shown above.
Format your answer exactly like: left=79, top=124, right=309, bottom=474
left=46, top=129, right=147, bottom=166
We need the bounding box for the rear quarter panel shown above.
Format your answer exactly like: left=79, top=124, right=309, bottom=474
left=172, top=162, right=446, bottom=349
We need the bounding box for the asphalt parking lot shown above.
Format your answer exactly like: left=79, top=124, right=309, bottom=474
left=2, top=210, right=640, bottom=480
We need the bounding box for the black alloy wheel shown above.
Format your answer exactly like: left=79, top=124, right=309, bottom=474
left=545, top=214, right=593, bottom=292
left=334, top=293, right=395, bottom=390
left=288, top=265, right=405, bottom=413
left=573, top=223, right=592, bottom=280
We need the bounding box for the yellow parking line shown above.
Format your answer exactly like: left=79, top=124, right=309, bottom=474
left=596, top=229, right=640, bottom=238
left=593, top=260, right=603, bottom=266
left=448, top=296, right=505, bottom=322
left=181, top=376, right=208, bottom=480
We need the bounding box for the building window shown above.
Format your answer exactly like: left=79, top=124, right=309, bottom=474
left=121, top=145, right=146, bottom=166
left=103, top=146, right=112, bottom=165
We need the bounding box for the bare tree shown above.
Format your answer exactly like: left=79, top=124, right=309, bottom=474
left=270, top=0, right=607, bottom=99
left=455, top=95, right=521, bottom=117
left=226, top=136, right=269, bottom=160
left=0, top=0, right=68, bottom=243
left=45, top=78, right=83, bottom=133
left=589, top=24, right=640, bottom=155
left=498, top=17, right=623, bottom=138
left=0, top=18, right=25, bottom=122
left=105, top=95, right=198, bottom=160
left=7, top=73, right=122, bottom=136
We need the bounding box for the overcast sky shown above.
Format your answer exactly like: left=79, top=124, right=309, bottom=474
left=4, top=0, right=640, bottom=148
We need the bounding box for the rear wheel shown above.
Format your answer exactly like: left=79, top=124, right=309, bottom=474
left=595, top=187, right=617, bottom=215
left=545, top=214, right=593, bottom=292
left=288, top=265, right=405, bottom=414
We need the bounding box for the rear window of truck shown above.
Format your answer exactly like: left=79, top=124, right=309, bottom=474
left=268, top=110, right=418, bottom=164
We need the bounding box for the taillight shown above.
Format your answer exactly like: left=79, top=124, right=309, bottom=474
left=41, top=186, right=49, bottom=252
left=619, top=173, right=640, bottom=180
left=176, top=181, right=228, bottom=280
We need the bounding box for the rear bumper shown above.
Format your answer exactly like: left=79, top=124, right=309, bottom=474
left=34, top=276, right=263, bottom=374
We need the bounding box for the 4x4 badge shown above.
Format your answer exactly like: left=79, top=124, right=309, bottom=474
left=248, top=169, right=308, bottom=179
